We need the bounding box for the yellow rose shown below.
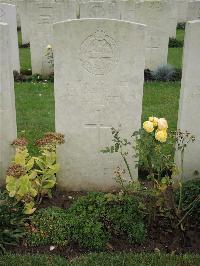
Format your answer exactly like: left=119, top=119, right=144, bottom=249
left=155, top=129, right=168, bottom=143
left=143, top=121, right=154, bottom=133
left=149, top=117, right=159, bottom=127
left=158, top=118, right=168, bottom=130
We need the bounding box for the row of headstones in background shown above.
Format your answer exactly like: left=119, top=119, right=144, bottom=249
left=25, top=0, right=175, bottom=76
left=0, top=3, right=20, bottom=72
left=0, top=22, right=17, bottom=185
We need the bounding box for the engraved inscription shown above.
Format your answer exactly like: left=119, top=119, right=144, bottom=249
left=0, top=8, right=5, bottom=18
left=38, top=14, right=52, bottom=24
left=89, top=4, right=105, bottom=17
left=84, top=105, right=112, bottom=146
left=80, top=29, right=119, bottom=75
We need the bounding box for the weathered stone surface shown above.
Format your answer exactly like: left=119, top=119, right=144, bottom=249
left=0, top=3, right=20, bottom=72
left=54, top=19, right=145, bottom=191
left=30, top=0, right=76, bottom=76
left=176, top=0, right=189, bottom=23
left=79, top=1, right=120, bottom=19
left=0, top=23, right=17, bottom=185
left=121, top=0, right=170, bottom=70
left=187, top=0, right=200, bottom=21
left=18, top=0, right=32, bottom=45
left=176, top=20, right=200, bottom=179
left=0, top=0, right=21, bottom=27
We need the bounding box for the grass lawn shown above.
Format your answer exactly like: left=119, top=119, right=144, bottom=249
left=0, top=253, right=200, bottom=266
left=15, top=81, right=180, bottom=155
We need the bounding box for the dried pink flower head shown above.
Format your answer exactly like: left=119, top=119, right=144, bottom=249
left=11, top=138, right=28, bottom=148
left=7, top=164, right=26, bottom=178
left=35, top=132, right=65, bottom=147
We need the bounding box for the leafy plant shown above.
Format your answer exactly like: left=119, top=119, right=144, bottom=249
left=26, top=207, right=70, bottom=246
left=6, top=133, right=64, bottom=214
left=169, top=38, right=183, bottom=48
left=152, top=65, right=177, bottom=82
left=0, top=190, right=25, bottom=253
left=175, top=178, right=200, bottom=223
left=67, top=192, right=146, bottom=250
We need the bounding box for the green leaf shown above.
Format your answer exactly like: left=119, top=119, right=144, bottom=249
left=24, top=202, right=36, bottom=215
left=17, top=175, right=31, bottom=197
left=26, top=158, right=35, bottom=171
left=42, top=180, right=56, bottom=189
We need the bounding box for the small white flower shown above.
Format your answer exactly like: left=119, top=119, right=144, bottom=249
left=47, top=44, right=52, bottom=49
left=50, top=246, right=56, bottom=251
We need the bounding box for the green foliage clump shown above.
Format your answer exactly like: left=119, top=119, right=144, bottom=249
left=6, top=133, right=64, bottom=214
left=67, top=192, right=146, bottom=250
left=26, top=207, right=70, bottom=246
left=152, top=65, right=177, bottom=82
left=169, top=38, right=183, bottom=48
left=0, top=190, right=25, bottom=253
left=175, top=178, right=200, bottom=222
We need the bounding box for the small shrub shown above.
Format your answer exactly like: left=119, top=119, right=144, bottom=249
left=105, top=194, right=147, bottom=244
left=67, top=192, right=146, bottom=250
left=67, top=192, right=109, bottom=250
left=0, top=190, right=25, bottom=253
left=6, top=133, right=64, bottom=214
left=177, top=22, right=186, bottom=30
left=26, top=207, right=70, bottom=246
left=175, top=178, right=200, bottom=222
left=152, top=64, right=177, bottom=82
left=169, top=38, right=183, bottom=48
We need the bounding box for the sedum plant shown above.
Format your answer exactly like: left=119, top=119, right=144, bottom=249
left=6, top=133, right=64, bottom=215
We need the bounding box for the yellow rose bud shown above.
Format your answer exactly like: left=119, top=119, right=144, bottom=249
left=143, top=121, right=154, bottom=133
left=158, top=118, right=168, bottom=130
left=149, top=117, right=159, bottom=127
left=155, top=129, right=168, bottom=143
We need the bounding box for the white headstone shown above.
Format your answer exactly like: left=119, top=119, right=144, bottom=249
left=0, top=3, right=20, bottom=72
left=79, top=1, right=120, bottom=19
left=30, top=0, right=76, bottom=76
left=0, top=22, right=17, bottom=185
left=187, top=1, right=200, bottom=21
left=53, top=19, right=146, bottom=191
left=18, top=0, right=32, bottom=45
left=0, top=0, right=21, bottom=27
left=121, top=0, right=170, bottom=70
left=145, top=26, right=169, bottom=70
left=176, top=20, right=200, bottom=179
left=176, top=0, right=189, bottom=23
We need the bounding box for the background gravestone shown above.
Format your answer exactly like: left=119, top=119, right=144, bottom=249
left=187, top=1, right=200, bottom=21
left=176, top=20, right=200, bottom=180
left=18, top=0, right=32, bottom=45
left=121, top=0, right=170, bottom=70
left=0, top=0, right=21, bottom=27
left=79, top=1, right=120, bottom=19
left=0, top=3, right=20, bottom=72
left=0, top=22, right=17, bottom=185
left=54, top=19, right=146, bottom=191
left=176, top=0, right=189, bottom=23
left=30, top=0, right=76, bottom=76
